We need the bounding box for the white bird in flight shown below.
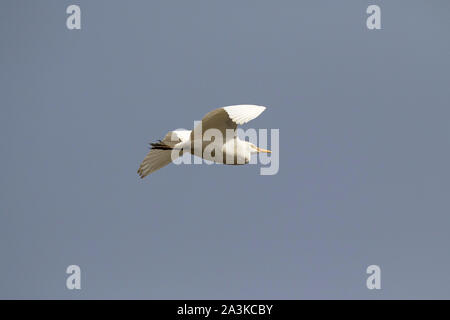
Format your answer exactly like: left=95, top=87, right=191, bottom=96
left=137, top=105, right=271, bottom=178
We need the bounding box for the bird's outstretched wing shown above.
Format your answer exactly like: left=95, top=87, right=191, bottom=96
left=137, top=149, right=172, bottom=178
left=192, top=105, right=266, bottom=140
left=137, top=130, right=191, bottom=178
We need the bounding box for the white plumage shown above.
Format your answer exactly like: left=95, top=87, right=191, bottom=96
left=223, top=105, right=266, bottom=125
left=137, top=105, right=270, bottom=178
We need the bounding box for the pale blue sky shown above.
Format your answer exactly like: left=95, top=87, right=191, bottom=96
left=1, top=0, right=450, bottom=299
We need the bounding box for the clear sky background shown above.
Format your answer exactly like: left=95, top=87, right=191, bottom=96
left=1, top=0, right=450, bottom=299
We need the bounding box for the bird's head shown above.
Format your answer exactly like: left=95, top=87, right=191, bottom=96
left=249, top=143, right=271, bottom=154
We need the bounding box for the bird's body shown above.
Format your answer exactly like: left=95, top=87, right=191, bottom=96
left=138, top=105, right=270, bottom=178
left=176, top=136, right=253, bottom=164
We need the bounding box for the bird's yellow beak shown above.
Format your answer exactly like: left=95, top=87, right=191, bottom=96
left=256, top=147, right=271, bottom=153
